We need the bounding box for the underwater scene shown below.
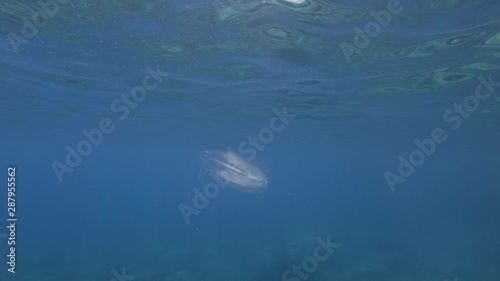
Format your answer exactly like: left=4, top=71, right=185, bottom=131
left=1, top=0, right=500, bottom=280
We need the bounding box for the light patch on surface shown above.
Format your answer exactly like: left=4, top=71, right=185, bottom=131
left=433, top=70, right=475, bottom=85
left=284, top=0, right=306, bottom=4
left=461, top=63, right=500, bottom=71
left=484, top=32, right=500, bottom=45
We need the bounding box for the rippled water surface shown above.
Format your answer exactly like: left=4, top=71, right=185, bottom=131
left=1, top=1, right=500, bottom=281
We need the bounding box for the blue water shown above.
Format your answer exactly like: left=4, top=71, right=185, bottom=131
left=1, top=0, right=500, bottom=280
